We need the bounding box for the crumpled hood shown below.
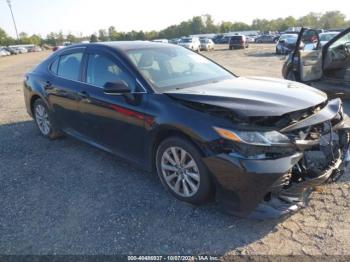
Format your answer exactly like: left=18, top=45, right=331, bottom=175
left=165, top=77, right=327, bottom=117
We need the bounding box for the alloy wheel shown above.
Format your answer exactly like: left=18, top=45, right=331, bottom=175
left=35, top=104, right=51, bottom=135
left=160, top=146, right=200, bottom=197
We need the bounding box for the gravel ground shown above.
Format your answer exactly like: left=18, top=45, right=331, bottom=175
left=0, top=44, right=349, bottom=255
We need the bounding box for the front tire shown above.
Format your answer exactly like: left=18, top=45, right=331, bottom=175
left=156, top=136, right=213, bottom=205
left=33, top=99, right=62, bottom=139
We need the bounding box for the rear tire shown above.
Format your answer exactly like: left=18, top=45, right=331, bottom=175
left=33, top=99, right=62, bottom=139
left=156, top=136, right=213, bottom=205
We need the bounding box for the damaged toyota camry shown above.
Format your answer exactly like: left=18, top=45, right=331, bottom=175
left=24, top=41, right=350, bottom=219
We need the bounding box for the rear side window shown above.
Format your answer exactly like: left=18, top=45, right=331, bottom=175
left=57, top=52, right=83, bottom=81
left=50, top=57, right=59, bottom=74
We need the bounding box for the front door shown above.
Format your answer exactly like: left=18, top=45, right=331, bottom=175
left=298, top=29, right=323, bottom=82
left=78, top=49, right=149, bottom=165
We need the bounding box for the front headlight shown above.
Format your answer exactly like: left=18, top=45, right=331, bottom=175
left=213, top=127, right=290, bottom=146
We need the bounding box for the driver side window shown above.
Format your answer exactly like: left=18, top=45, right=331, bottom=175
left=86, top=54, right=135, bottom=90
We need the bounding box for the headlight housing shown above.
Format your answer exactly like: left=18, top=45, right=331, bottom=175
left=213, top=127, right=290, bottom=146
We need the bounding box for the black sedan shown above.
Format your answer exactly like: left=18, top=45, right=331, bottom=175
left=24, top=41, right=350, bottom=218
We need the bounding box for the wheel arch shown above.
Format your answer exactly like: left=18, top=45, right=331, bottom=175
left=29, top=93, right=52, bottom=117
left=148, top=125, right=208, bottom=173
left=30, top=94, right=42, bottom=116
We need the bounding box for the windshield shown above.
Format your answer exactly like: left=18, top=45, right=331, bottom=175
left=320, top=33, right=338, bottom=42
left=127, top=46, right=234, bottom=91
left=200, top=39, right=209, bottom=43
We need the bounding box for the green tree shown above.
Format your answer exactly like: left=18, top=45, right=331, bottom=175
left=46, top=32, right=58, bottom=46
left=0, top=27, right=9, bottom=45
left=28, top=34, right=42, bottom=45
left=90, top=34, right=98, bottom=42
left=191, top=16, right=205, bottom=34
left=66, top=33, right=77, bottom=43
left=57, top=31, right=64, bottom=44
left=98, top=29, right=108, bottom=41
left=231, top=22, right=250, bottom=31
left=220, top=21, right=233, bottom=33
left=297, top=12, right=321, bottom=28
left=108, top=26, right=120, bottom=40
left=319, top=11, right=347, bottom=29
left=203, top=14, right=218, bottom=33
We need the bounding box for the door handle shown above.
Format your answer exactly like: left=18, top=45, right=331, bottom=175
left=78, top=91, right=90, bottom=99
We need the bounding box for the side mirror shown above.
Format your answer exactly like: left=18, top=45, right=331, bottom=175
left=103, top=81, right=131, bottom=95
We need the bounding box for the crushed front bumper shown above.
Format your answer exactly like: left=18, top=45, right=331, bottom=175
left=203, top=98, right=350, bottom=219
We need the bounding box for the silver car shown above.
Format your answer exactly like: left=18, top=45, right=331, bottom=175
left=199, top=38, right=215, bottom=51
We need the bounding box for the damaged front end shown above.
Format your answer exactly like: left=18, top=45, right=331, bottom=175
left=203, top=98, right=350, bottom=219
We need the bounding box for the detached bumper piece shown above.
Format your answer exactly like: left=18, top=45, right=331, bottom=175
left=249, top=143, right=349, bottom=220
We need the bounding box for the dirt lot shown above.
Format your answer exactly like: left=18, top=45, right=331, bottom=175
left=0, top=44, right=349, bottom=256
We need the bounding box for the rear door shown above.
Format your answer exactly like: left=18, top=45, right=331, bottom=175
left=297, top=29, right=323, bottom=82
left=47, top=47, right=87, bottom=134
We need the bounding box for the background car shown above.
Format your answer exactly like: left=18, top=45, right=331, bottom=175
left=0, top=49, right=10, bottom=56
left=152, top=39, right=169, bottom=43
left=3, top=46, right=19, bottom=55
left=276, top=33, right=298, bottom=54
left=212, top=35, right=224, bottom=44
left=245, top=36, right=256, bottom=43
left=319, top=31, right=340, bottom=46
left=283, top=27, right=350, bottom=98
left=14, top=47, right=28, bottom=54
left=52, top=45, right=65, bottom=52
left=169, top=38, right=181, bottom=45
left=255, top=35, right=276, bottom=43
left=229, top=35, right=249, bottom=49
left=178, top=37, right=201, bottom=51
left=218, top=36, right=230, bottom=44
left=199, top=38, right=215, bottom=51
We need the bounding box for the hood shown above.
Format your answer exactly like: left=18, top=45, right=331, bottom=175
left=165, top=77, right=327, bottom=117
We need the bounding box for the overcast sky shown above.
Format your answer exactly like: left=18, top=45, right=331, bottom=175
left=1, top=0, right=349, bottom=37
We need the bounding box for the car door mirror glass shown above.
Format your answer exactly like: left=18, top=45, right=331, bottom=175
left=103, top=81, right=131, bottom=94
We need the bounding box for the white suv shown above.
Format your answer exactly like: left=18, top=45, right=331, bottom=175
left=178, top=37, right=201, bottom=52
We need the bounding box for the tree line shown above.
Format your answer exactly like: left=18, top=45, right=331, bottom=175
left=1, top=11, right=349, bottom=46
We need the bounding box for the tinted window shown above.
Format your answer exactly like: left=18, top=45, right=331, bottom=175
left=50, top=57, right=59, bottom=74
left=57, top=52, right=83, bottom=80
left=230, top=36, right=242, bottom=42
left=86, top=54, right=135, bottom=90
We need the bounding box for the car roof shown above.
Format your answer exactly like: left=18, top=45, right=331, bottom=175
left=60, top=41, right=178, bottom=54
left=96, top=41, right=175, bottom=50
